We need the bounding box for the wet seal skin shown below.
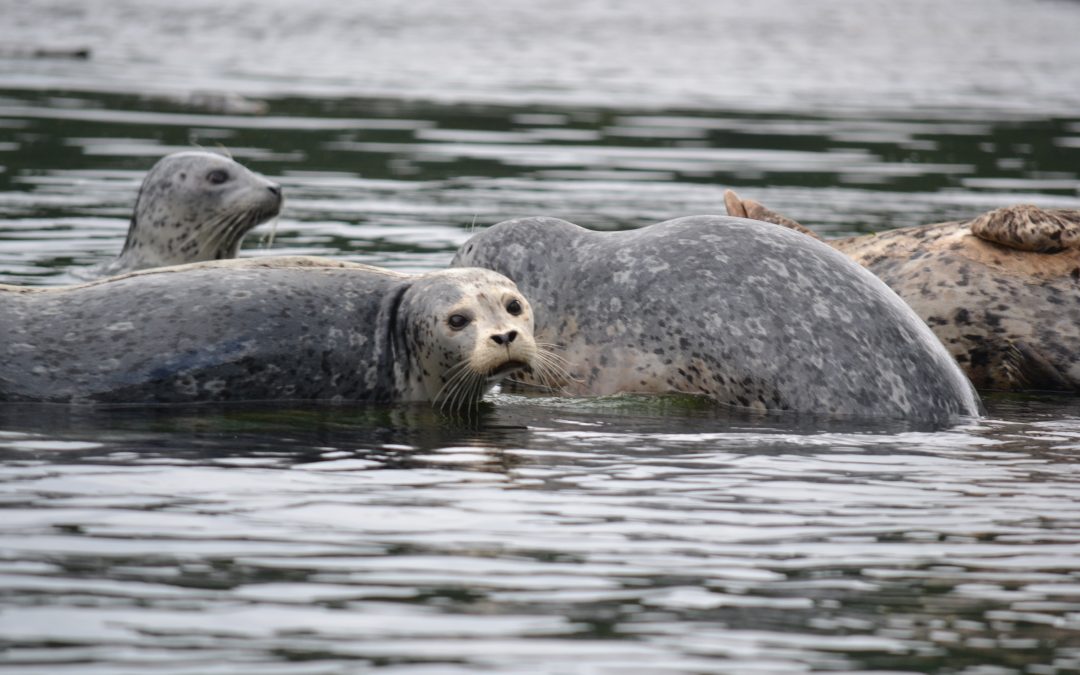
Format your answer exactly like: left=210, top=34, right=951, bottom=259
left=0, top=257, right=552, bottom=412
left=726, top=190, right=1080, bottom=392
left=88, top=151, right=283, bottom=278
left=452, top=215, right=982, bottom=423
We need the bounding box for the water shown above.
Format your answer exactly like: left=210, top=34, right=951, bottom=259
left=2, top=0, right=1080, bottom=672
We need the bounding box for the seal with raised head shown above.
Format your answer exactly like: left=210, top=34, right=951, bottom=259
left=725, top=191, right=1080, bottom=392
left=452, top=215, right=982, bottom=422
left=90, top=151, right=284, bottom=277
left=0, top=257, right=551, bottom=410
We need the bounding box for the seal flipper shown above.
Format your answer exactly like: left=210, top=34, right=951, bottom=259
left=722, top=190, right=823, bottom=240
left=969, top=205, right=1080, bottom=253
left=998, top=340, right=1076, bottom=392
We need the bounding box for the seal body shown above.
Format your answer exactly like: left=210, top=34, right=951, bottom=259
left=452, top=215, right=981, bottom=422
left=91, top=151, right=283, bottom=277
left=0, top=257, right=539, bottom=408
left=725, top=193, right=1080, bottom=391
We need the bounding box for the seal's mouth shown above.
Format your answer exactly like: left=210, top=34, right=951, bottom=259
left=487, top=360, right=529, bottom=381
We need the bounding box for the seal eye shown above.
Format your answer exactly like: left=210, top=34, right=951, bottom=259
left=506, top=299, right=523, bottom=316
left=206, top=169, right=230, bottom=185
left=447, top=314, right=470, bottom=330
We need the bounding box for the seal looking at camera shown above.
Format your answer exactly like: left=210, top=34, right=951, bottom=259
left=0, top=257, right=552, bottom=411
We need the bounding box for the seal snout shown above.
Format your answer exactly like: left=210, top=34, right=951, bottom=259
left=490, top=330, right=517, bottom=345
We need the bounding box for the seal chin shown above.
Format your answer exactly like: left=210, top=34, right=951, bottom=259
left=486, top=360, right=529, bottom=382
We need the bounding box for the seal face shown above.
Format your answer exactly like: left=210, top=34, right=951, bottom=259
left=725, top=191, right=1080, bottom=392
left=452, top=215, right=982, bottom=422
left=0, top=257, right=542, bottom=410
left=92, top=151, right=283, bottom=277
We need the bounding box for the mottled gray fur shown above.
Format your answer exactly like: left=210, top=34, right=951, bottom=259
left=0, top=257, right=536, bottom=406
left=452, top=215, right=982, bottom=422
left=726, top=193, right=1080, bottom=392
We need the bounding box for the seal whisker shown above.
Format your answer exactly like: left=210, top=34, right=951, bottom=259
left=535, top=347, right=573, bottom=369
left=197, top=212, right=242, bottom=257
left=206, top=211, right=265, bottom=260
left=536, top=348, right=579, bottom=385
left=191, top=210, right=247, bottom=260
left=531, top=342, right=577, bottom=383
left=260, top=214, right=281, bottom=248
left=505, top=347, right=576, bottom=393
left=434, top=359, right=481, bottom=413
left=433, top=362, right=468, bottom=411
left=443, top=368, right=485, bottom=415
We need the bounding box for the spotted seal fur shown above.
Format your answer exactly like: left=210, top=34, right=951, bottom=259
left=0, top=257, right=552, bottom=410
left=452, top=215, right=981, bottom=422
left=725, top=191, right=1080, bottom=392
left=90, top=151, right=283, bottom=277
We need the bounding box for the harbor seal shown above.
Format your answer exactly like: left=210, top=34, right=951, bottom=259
left=725, top=191, right=1080, bottom=392
left=452, top=215, right=982, bottom=422
left=91, top=151, right=283, bottom=277
left=0, top=257, right=549, bottom=410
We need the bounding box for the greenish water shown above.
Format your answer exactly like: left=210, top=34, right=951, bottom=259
left=2, top=1, right=1080, bottom=673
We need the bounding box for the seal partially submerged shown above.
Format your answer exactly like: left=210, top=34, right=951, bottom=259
left=725, top=191, right=1080, bottom=392
left=91, top=151, right=283, bottom=277
left=452, top=215, right=981, bottom=422
left=0, top=257, right=550, bottom=410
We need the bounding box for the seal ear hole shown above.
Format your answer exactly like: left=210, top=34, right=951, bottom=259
left=447, top=314, right=471, bottom=330
left=206, top=169, right=230, bottom=185
left=506, top=299, right=523, bottom=316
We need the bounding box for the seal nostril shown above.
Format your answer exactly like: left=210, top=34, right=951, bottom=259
left=267, top=184, right=282, bottom=197
left=506, top=330, right=517, bottom=343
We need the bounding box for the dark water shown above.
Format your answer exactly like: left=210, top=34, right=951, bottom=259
left=2, top=1, right=1080, bottom=672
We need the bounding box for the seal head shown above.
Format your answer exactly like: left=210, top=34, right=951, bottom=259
left=393, top=267, right=542, bottom=411
left=98, top=151, right=283, bottom=276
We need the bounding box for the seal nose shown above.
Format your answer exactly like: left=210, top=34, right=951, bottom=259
left=267, top=183, right=282, bottom=198
left=490, top=330, right=517, bottom=346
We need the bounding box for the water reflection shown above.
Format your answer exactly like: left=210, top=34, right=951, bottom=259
left=2, top=396, right=1079, bottom=673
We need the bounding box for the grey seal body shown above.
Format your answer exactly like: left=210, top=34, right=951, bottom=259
left=90, top=151, right=283, bottom=277
left=726, top=192, right=1080, bottom=392
left=0, top=257, right=539, bottom=408
left=452, top=215, right=982, bottom=422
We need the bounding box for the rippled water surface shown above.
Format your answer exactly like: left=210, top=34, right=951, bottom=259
left=2, top=1, right=1080, bottom=672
